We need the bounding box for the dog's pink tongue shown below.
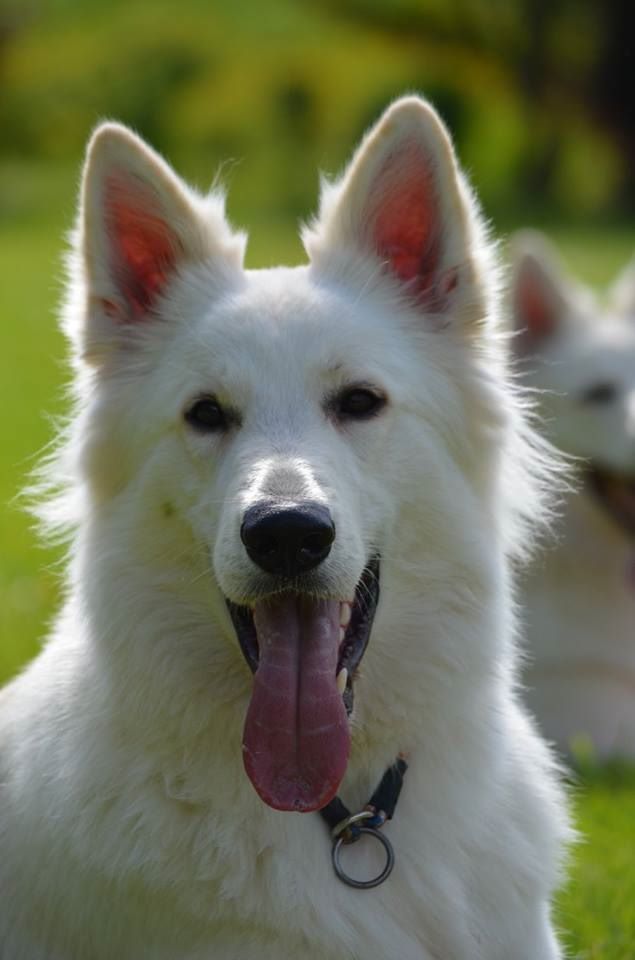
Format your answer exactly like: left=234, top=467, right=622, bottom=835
left=242, top=595, right=349, bottom=812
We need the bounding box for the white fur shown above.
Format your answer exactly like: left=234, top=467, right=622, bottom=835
left=0, top=98, right=570, bottom=959
left=511, top=231, right=635, bottom=758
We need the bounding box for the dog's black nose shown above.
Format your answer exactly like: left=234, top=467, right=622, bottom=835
left=240, top=502, right=336, bottom=577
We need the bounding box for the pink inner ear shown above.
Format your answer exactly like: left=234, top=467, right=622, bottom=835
left=104, top=174, right=179, bottom=320
left=370, top=143, right=440, bottom=300
left=516, top=263, right=557, bottom=340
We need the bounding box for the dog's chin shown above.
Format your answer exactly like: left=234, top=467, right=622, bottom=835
left=587, top=465, right=635, bottom=539
left=224, top=556, right=380, bottom=812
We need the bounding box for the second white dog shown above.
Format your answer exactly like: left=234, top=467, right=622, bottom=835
left=512, top=232, right=635, bottom=757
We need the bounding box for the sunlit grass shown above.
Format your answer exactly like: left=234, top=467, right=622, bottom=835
left=557, top=764, right=635, bottom=959
left=0, top=217, right=66, bottom=680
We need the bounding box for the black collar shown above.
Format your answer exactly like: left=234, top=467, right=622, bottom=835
left=319, top=756, right=408, bottom=889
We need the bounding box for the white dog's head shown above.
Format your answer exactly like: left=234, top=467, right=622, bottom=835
left=511, top=231, right=635, bottom=537
left=53, top=98, right=543, bottom=813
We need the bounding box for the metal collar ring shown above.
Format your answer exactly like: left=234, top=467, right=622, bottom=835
left=331, top=826, right=395, bottom=889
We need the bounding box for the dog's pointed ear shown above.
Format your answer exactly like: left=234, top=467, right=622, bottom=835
left=303, top=96, right=479, bottom=320
left=510, top=232, right=569, bottom=348
left=609, top=256, right=635, bottom=318
left=75, top=122, right=244, bottom=361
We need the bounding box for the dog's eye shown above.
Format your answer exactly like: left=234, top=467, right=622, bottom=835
left=185, top=397, right=228, bottom=432
left=335, top=387, right=387, bottom=421
left=580, top=382, right=618, bottom=405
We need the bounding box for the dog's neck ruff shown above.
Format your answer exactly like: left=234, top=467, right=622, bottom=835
left=318, top=755, right=408, bottom=889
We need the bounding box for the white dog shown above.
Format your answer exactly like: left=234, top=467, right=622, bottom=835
left=512, top=232, right=635, bottom=758
left=0, top=98, right=570, bottom=959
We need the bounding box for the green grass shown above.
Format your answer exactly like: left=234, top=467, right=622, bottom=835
left=557, top=764, right=635, bottom=958
left=540, top=225, right=635, bottom=289
left=1, top=168, right=634, bottom=954
left=0, top=215, right=67, bottom=680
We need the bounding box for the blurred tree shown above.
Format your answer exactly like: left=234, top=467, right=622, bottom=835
left=0, top=2, right=31, bottom=92
left=0, top=0, right=630, bottom=222
left=312, top=0, right=633, bottom=216
left=591, top=0, right=635, bottom=210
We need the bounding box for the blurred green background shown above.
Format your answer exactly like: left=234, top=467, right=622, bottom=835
left=1, top=1, right=634, bottom=956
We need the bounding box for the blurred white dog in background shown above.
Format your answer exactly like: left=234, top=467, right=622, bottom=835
left=512, top=231, right=635, bottom=758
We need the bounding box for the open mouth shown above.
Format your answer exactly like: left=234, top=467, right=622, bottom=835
left=225, top=556, right=380, bottom=813
left=587, top=466, right=635, bottom=539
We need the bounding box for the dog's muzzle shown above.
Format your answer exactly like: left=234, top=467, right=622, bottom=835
left=225, top=500, right=380, bottom=813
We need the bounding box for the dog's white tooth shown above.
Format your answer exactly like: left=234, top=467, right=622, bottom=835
left=340, top=603, right=351, bottom=628
left=336, top=668, right=348, bottom=695
left=339, top=625, right=346, bottom=643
